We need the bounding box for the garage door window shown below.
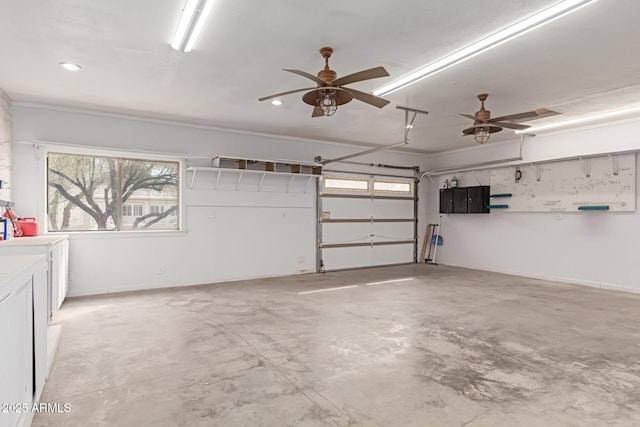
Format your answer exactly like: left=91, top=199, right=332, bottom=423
left=373, top=180, right=413, bottom=193
left=323, top=177, right=370, bottom=191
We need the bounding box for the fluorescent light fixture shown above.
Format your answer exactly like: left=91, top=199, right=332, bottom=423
left=374, top=0, right=597, bottom=96
left=59, top=62, right=81, bottom=71
left=271, top=99, right=283, bottom=106
left=171, top=0, right=216, bottom=52
left=515, top=105, right=640, bottom=134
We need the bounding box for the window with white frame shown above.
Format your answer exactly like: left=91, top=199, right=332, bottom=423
left=47, top=152, right=179, bottom=232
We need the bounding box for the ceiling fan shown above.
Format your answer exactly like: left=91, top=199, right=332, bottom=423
left=259, top=47, right=391, bottom=117
left=461, top=94, right=559, bottom=143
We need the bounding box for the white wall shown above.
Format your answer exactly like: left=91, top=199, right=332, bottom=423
left=423, top=118, right=640, bottom=293
left=12, top=103, right=640, bottom=295
left=0, top=95, right=11, bottom=202
left=10, top=104, right=428, bottom=296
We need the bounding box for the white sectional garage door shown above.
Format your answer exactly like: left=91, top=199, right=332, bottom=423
left=319, top=173, right=416, bottom=271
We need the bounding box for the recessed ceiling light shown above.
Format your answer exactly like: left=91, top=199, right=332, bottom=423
left=271, top=100, right=283, bottom=106
left=374, top=0, right=598, bottom=96
left=59, top=62, right=82, bottom=71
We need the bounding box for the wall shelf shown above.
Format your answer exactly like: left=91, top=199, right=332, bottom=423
left=211, top=156, right=322, bottom=175
left=578, top=205, right=609, bottom=211
left=490, top=193, right=512, bottom=198
left=186, top=166, right=320, bottom=191
left=186, top=156, right=323, bottom=191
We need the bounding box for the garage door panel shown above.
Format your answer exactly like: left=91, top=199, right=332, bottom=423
left=371, top=222, right=414, bottom=242
left=322, top=247, right=372, bottom=270
left=322, top=223, right=371, bottom=243
left=322, top=198, right=371, bottom=219
left=372, top=244, right=414, bottom=266
left=372, top=199, right=414, bottom=218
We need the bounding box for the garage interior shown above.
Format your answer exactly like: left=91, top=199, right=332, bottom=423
left=1, top=1, right=640, bottom=426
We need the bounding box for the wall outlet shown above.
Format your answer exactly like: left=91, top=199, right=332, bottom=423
left=157, top=265, right=166, bottom=274
left=208, top=211, right=215, bottom=219
left=298, top=256, right=305, bottom=264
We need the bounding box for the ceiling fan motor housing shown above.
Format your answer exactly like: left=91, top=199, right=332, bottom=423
left=475, top=108, right=490, bottom=122
left=318, top=69, right=337, bottom=84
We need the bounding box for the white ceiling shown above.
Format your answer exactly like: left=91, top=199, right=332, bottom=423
left=1, top=0, right=640, bottom=153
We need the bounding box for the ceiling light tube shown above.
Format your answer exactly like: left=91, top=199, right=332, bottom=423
left=171, top=0, right=216, bottom=52
left=515, top=105, right=640, bottom=134
left=374, top=0, right=597, bottom=96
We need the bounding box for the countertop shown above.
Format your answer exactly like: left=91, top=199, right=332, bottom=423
left=0, top=234, right=69, bottom=247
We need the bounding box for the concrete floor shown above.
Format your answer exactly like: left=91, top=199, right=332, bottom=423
left=33, top=265, right=640, bottom=427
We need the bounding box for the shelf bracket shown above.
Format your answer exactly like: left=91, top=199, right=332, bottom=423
left=287, top=175, right=295, bottom=193
left=258, top=172, right=266, bottom=192
left=304, top=176, right=313, bottom=194
left=215, top=169, right=222, bottom=189
left=190, top=169, right=197, bottom=189
left=236, top=171, right=243, bottom=191
left=609, top=154, right=620, bottom=176
left=581, top=157, right=591, bottom=178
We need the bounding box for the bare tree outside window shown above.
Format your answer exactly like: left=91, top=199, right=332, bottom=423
left=47, top=153, right=179, bottom=231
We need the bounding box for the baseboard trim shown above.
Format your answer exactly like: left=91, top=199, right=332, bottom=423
left=439, top=261, right=640, bottom=295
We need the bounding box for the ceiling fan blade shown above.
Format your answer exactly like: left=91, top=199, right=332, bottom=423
left=490, top=108, right=559, bottom=123
left=492, top=121, right=530, bottom=131
left=533, top=108, right=560, bottom=119
left=258, top=87, right=316, bottom=102
left=312, top=106, right=324, bottom=117
left=343, top=87, right=390, bottom=108
left=332, top=66, right=390, bottom=87
left=459, top=113, right=478, bottom=121
left=283, top=69, right=326, bottom=85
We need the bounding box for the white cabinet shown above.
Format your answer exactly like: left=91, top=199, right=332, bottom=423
left=0, top=254, right=47, bottom=427
left=48, top=238, right=69, bottom=319
left=32, top=265, right=48, bottom=402
left=0, top=236, right=69, bottom=323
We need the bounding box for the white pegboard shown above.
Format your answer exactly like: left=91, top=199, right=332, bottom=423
left=489, top=153, right=635, bottom=212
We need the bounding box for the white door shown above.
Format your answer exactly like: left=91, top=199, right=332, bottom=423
left=319, top=173, right=416, bottom=271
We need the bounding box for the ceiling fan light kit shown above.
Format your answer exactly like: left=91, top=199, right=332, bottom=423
left=259, top=47, right=391, bottom=117
left=319, top=94, right=338, bottom=116
left=373, top=0, right=598, bottom=96
left=171, top=0, right=216, bottom=52
left=473, top=124, right=502, bottom=144
left=302, top=87, right=353, bottom=117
